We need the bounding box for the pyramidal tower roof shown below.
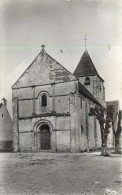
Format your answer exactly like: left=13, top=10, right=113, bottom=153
left=73, top=50, right=104, bottom=81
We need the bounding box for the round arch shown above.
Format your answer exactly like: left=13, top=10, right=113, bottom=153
left=37, top=91, right=50, bottom=108
left=33, top=119, right=53, bottom=133
left=33, top=120, right=53, bottom=151
left=37, top=91, right=50, bottom=99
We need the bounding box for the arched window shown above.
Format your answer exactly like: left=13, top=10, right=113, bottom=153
left=41, top=94, right=47, bottom=107
left=84, top=77, right=90, bottom=85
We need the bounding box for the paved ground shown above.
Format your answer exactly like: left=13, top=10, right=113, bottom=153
left=0, top=151, right=121, bottom=195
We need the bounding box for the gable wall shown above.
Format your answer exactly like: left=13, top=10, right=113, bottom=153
left=13, top=51, right=76, bottom=89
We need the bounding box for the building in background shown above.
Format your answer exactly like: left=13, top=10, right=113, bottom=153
left=0, top=98, right=13, bottom=151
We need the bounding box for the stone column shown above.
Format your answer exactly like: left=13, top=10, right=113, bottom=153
left=32, top=86, right=36, bottom=115
left=70, top=93, right=76, bottom=153
left=103, top=86, right=105, bottom=101
left=75, top=92, right=80, bottom=152
left=13, top=98, right=20, bottom=152
left=85, top=98, right=89, bottom=152
left=94, top=116, right=97, bottom=148
left=51, top=83, right=55, bottom=112
left=51, top=82, right=57, bottom=152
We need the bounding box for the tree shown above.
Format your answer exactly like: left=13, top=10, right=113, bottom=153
left=115, top=110, right=122, bottom=153
left=89, top=105, right=112, bottom=156
left=106, top=105, right=122, bottom=153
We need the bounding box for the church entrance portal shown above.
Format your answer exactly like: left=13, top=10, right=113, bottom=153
left=40, top=124, right=50, bottom=150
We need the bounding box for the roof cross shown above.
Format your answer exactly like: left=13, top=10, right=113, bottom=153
left=41, top=44, right=45, bottom=50
left=83, top=34, right=87, bottom=49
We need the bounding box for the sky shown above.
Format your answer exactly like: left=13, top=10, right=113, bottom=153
left=0, top=0, right=122, bottom=117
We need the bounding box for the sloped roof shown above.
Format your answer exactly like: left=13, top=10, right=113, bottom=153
left=74, top=50, right=104, bottom=81
left=78, top=82, right=103, bottom=107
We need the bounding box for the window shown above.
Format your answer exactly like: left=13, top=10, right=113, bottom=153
left=81, top=126, right=83, bottom=134
left=41, top=94, right=47, bottom=107
left=84, top=77, right=90, bottom=85
left=80, top=97, right=82, bottom=108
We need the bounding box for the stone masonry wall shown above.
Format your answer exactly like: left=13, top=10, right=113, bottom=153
left=12, top=80, right=77, bottom=152
left=78, top=75, right=105, bottom=106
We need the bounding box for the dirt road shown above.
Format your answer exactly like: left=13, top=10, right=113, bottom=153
left=0, top=152, right=121, bottom=194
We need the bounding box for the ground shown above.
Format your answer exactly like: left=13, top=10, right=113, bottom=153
left=0, top=151, right=121, bottom=195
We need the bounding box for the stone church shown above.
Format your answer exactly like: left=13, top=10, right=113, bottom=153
left=12, top=46, right=105, bottom=152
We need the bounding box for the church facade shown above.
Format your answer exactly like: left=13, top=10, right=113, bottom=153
left=12, top=46, right=105, bottom=152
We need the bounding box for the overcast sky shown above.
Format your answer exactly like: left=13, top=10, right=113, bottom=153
left=0, top=0, right=122, bottom=117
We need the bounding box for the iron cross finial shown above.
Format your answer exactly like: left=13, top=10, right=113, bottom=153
left=41, top=44, right=45, bottom=50
left=83, top=34, right=87, bottom=49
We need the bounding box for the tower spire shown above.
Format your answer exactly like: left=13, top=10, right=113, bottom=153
left=83, top=34, right=87, bottom=50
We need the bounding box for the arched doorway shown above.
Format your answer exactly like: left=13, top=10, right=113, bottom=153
left=40, top=124, right=50, bottom=150
left=33, top=120, right=52, bottom=152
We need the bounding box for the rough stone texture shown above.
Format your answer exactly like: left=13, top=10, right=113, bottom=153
left=19, top=133, right=33, bottom=152
left=13, top=98, right=19, bottom=152
left=78, top=75, right=105, bottom=106
left=56, top=130, right=70, bottom=152
left=0, top=104, right=13, bottom=151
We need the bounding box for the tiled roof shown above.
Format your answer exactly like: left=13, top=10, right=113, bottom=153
left=78, top=82, right=102, bottom=107
left=74, top=50, right=104, bottom=81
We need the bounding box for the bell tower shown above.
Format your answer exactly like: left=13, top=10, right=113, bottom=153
left=73, top=50, right=105, bottom=105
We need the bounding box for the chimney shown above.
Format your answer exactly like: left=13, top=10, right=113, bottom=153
left=2, top=97, right=7, bottom=107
